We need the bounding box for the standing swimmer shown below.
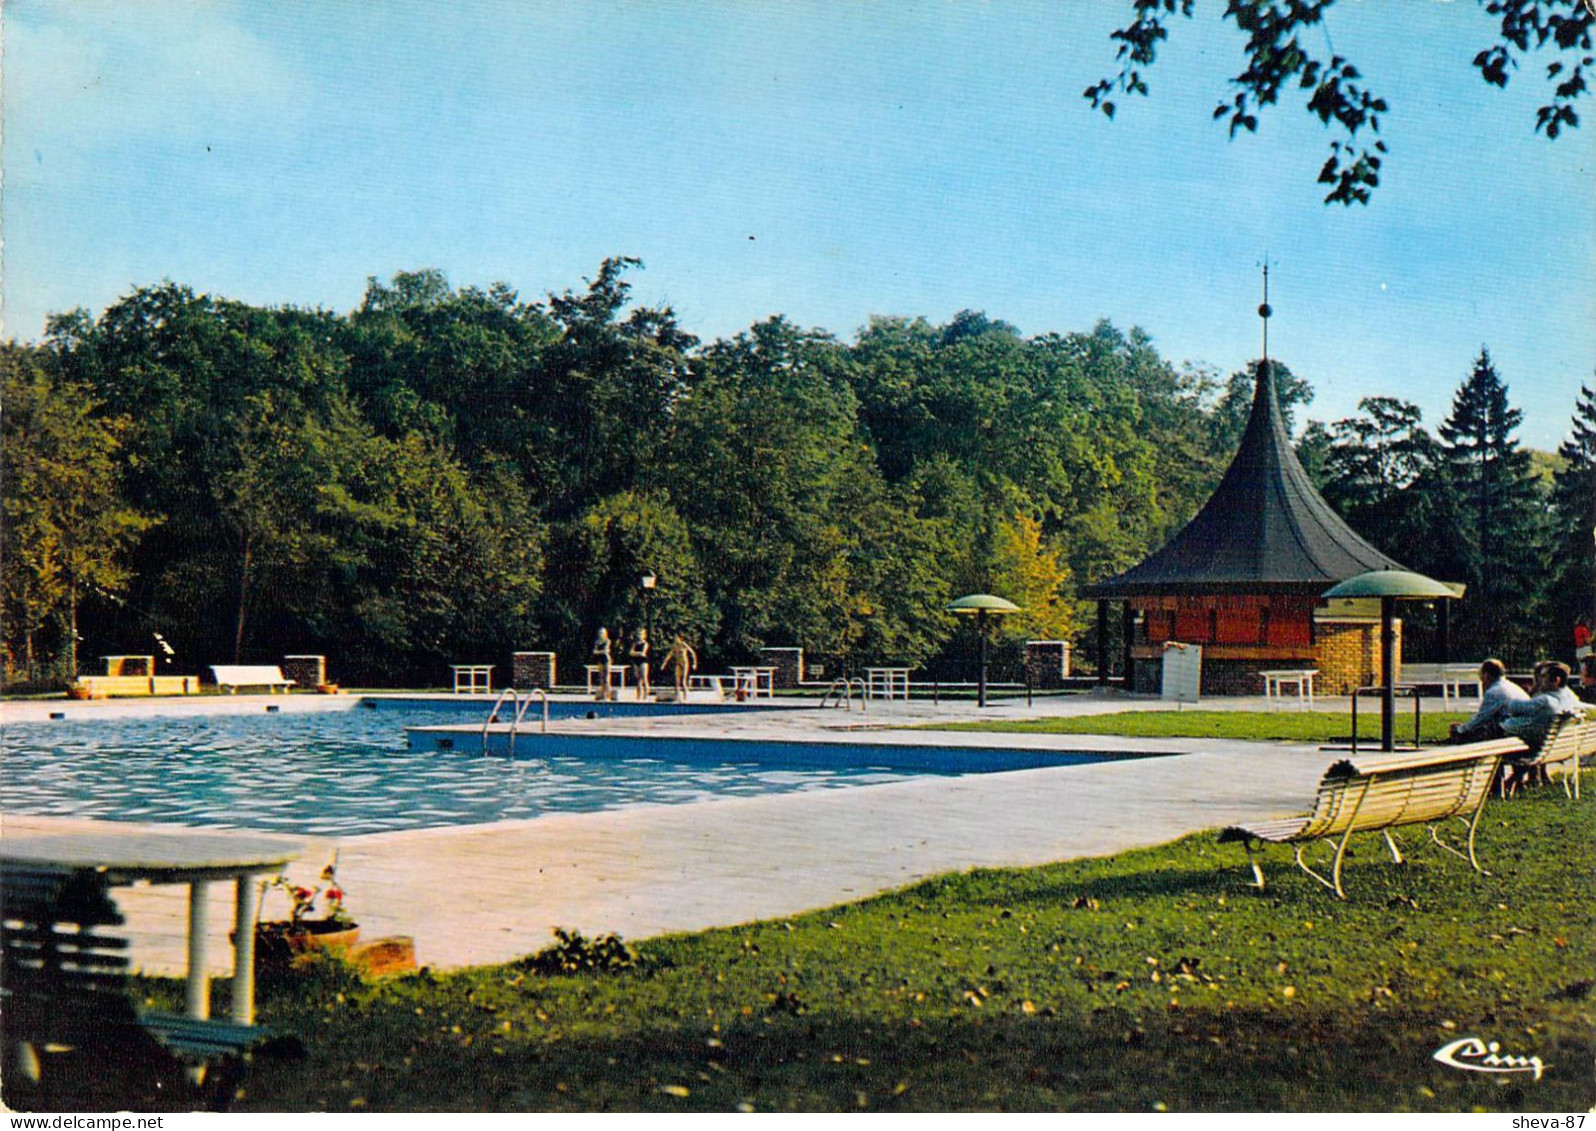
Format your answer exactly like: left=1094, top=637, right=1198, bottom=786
left=629, top=628, right=651, bottom=700
left=662, top=635, right=698, bottom=698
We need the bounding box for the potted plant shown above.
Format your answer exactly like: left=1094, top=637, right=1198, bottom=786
left=251, top=854, right=359, bottom=970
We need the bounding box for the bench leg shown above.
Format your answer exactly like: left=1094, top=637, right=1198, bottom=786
left=1291, top=843, right=1344, bottom=898
left=1382, top=829, right=1404, bottom=864
left=1420, top=814, right=1489, bottom=875
left=1241, top=840, right=1267, bottom=891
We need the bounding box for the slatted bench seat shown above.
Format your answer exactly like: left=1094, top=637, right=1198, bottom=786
left=1, top=867, right=273, bottom=1111
left=1217, top=737, right=1523, bottom=899
left=1398, top=663, right=1483, bottom=708
left=1504, top=713, right=1589, bottom=799
left=211, top=664, right=295, bottom=693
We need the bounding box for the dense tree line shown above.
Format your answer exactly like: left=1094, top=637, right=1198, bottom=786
left=2, top=263, right=1586, bottom=687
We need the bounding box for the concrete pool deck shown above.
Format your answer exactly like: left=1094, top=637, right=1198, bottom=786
left=2, top=691, right=1356, bottom=978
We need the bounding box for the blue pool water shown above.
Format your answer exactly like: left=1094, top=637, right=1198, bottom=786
left=1, top=700, right=1153, bottom=836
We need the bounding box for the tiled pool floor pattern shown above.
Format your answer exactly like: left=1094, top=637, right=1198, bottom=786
left=2, top=708, right=1333, bottom=977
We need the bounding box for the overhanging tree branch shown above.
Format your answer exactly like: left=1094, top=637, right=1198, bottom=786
left=1087, top=0, right=1594, bottom=205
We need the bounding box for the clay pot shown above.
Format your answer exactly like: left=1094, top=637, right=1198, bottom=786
left=250, top=920, right=361, bottom=972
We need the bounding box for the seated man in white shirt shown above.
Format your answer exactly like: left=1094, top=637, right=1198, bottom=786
left=1449, top=658, right=1529, bottom=743
left=1500, top=661, right=1586, bottom=792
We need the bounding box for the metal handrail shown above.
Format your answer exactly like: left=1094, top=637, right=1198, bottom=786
left=514, top=688, right=549, bottom=745
left=482, top=688, right=520, bottom=755
left=819, top=678, right=852, bottom=710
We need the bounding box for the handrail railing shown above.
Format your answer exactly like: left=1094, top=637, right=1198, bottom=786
left=819, top=677, right=868, bottom=711
left=483, top=688, right=520, bottom=755
left=514, top=688, right=549, bottom=749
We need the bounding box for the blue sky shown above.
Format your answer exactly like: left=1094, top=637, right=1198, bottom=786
left=4, top=1, right=1591, bottom=449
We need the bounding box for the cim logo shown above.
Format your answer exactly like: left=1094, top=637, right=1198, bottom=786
left=1432, top=1036, right=1547, bottom=1081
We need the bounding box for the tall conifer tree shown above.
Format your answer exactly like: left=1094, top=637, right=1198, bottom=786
left=1434, top=349, right=1549, bottom=662
left=1551, top=381, right=1596, bottom=644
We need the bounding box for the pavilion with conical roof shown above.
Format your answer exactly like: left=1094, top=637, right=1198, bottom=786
left=1081, top=272, right=1417, bottom=695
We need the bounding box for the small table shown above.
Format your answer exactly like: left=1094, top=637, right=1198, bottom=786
left=0, top=832, right=302, bottom=1025
left=865, top=667, right=911, bottom=700
left=452, top=664, right=494, bottom=694
left=585, top=664, right=629, bottom=695
left=1260, top=669, right=1317, bottom=711
left=728, top=666, right=776, bottom=699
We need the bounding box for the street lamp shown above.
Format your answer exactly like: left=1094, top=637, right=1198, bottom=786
left=639, top=570, right=657, bottom=644
left=945, top=593, right=1020, bottom=708
left=1322, top=569, right=1459, bottom=752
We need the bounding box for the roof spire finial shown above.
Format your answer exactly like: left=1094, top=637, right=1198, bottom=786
left=1258, top=258, right=1272, bottom=368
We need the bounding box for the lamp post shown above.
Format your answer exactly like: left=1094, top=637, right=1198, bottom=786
left=1322, top=569, right=1460, bottom=751
left=639, top=570, right=656, bottom=644
left=945, top=594, right=1020, bottom=708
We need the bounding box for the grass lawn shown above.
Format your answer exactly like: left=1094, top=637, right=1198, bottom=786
left=923, top=709, right=1476, bottom=746
left=134, top=787, right=1592, bottom=1113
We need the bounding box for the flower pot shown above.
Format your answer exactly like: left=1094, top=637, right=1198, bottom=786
left=248, top=919, right=361, bottom=973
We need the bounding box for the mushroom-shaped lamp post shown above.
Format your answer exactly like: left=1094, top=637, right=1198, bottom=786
left=946, top=594, right=1020, bottom=708
left=1322, top=569, right=1460, bottom=751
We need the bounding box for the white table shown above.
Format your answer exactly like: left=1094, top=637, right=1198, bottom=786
left=451, top=664, right=494, bottom=694
left=728, top=666, right=776, bottom=699
left=865, top=667, right=911, bottom=700
left=1260, top=668, right=1317, bottom=711
left=585, top=664, right=629, bottom=695
left=0, top=832, right=302, bottom=1025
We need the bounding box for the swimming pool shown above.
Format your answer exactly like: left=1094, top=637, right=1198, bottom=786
left=2, top=700, right=1160, bottom=836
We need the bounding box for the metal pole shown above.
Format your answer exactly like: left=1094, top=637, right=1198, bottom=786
left=977, top=608, right=988, bottom=708
left=1381, top=596, right=1396, bottom=752
left=1438, top=598, right=1451, bottom=668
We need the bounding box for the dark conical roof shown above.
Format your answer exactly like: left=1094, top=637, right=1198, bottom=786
left=1082, top=361, right=1407, bottom=597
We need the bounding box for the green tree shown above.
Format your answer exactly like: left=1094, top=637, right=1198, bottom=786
left=343, top=270, right=558, bottom=468
left=1433, top=348, right=1550, bottom=661
left=986, top=513, right=1076, bottom=644
left=548, top=489, right=716, bottom=661
left=536, top=258, right=698, bottom=516
left=1088, top=0, right=1593, bottom=204
left=1550, top=380, right=1596, bottom=637
left=1318, top=396, right=1443, bottom=557
left=0, top=345, right=153, bottom=680
left=668, top=317, right=897, bottom=663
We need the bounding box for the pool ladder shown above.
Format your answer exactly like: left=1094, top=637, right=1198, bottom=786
left=819, top=677, right=867, bottom=712
left=482, top=688, right=548, bottom=756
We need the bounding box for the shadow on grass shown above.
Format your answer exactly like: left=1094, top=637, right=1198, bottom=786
left=233, top=996, right=1582, bottom=1113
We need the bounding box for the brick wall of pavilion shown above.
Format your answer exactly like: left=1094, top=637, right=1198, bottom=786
left=1314, top=617, right=1398, bottom=696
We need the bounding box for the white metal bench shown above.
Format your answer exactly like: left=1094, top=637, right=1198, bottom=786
left=1217, top=737, right=1523, bottom=898
left=1503, top=713, right=1588, bottom=799
left=209, top=665, right=295, bottom=694
left=1399, top=663, right=1483, bottom=709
